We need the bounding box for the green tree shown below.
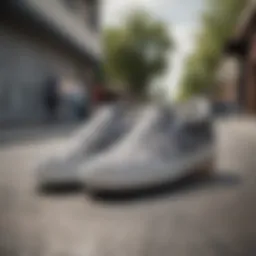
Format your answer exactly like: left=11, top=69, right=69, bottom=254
left=104, top=10, right=174, bottom=99
left=178, top=0, right=247, bottom=101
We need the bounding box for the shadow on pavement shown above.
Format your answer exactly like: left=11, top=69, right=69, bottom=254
left=89, top=172, right=241, bottom=204
left=35, top=171, right=241, bottom=201
left=37, top=182, right=84, bottom=197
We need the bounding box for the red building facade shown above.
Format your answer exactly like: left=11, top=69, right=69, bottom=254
left=225, top=1, right=256, bottom=113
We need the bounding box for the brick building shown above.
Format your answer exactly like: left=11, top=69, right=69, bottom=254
left=0, top=0, right=101, bottom=126
left=225, top=0, right=256, bottom=113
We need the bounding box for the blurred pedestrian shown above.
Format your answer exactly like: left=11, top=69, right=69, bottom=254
left=44, top=77, right=59, bottom=122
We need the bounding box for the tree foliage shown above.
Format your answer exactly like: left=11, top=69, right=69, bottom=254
left=104, top=10, right=173, bottom=98
left=178, top=0, right=247, bottom=101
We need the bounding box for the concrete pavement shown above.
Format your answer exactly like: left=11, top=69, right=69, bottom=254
left=0, top=117, right=256, bottom=256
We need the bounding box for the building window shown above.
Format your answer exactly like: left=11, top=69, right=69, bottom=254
left=87, top=1, right=98, bottom=30
left=60, top=0, right=98, bottom=31
left=61, top=0, right=76, bottom=10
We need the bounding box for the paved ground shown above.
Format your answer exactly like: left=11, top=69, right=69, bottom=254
left=1, top=117, right=256, bottom=256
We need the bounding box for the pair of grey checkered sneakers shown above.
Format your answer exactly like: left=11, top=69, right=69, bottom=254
left=37, top=99, right=214, bottom=194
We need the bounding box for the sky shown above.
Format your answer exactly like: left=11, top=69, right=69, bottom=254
left=102, top=0, right=205, bottom=98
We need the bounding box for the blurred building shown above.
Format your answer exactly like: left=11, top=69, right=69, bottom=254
left=225, top=0, right=256, bottom=114
left=0, top=0, right=101, bottom=127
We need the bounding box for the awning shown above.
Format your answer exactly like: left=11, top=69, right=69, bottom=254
left=229, top=0, right=256, bottom=43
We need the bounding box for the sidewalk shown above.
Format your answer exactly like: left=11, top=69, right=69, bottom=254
left=0, top=122, right=82, bottom=146
left=1, top=115, right=256, bottom=256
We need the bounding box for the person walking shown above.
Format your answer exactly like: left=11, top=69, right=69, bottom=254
left=44, top=77, right=59, bottom=122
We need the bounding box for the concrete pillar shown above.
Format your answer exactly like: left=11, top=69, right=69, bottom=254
left=216, top=55, right=240, bottom=103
